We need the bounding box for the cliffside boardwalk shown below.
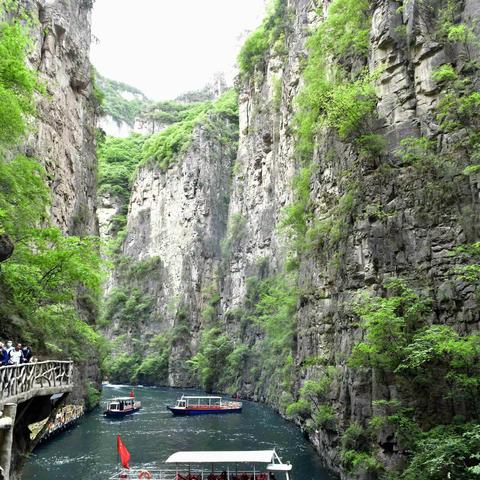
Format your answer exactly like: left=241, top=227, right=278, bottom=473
left=0, top=361, right=74, bottom=480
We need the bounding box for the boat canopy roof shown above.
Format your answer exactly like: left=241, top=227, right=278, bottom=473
left=181, top=395, right=222, bottom=399
left=109, top=397, right=134, bottom=401
left=165, top=450, right=276, bottom=464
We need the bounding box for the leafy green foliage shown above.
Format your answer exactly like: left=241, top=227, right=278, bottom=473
left=349, top=279, right=431, bottom=370
left=188, top=327, right=233, bottom=392
left=0, top=13, right=103, bottom=365
left=0, top=156, right=49, bottom=236
left=86, top=382, right=102, bottom=410
left=287, top=367, right=337, bottom=430
left=294, top=0, right=374, bottom=159
left=402, top=423, right=480, bottom=480
left=133, top=334, right=171, bottom=384
left=97, top=134, right=145, bottom=203
left=101, top=287, right=153, bottom=328
left=315, top=0, right=370, bottom=59
left=238, top=27, right=269, bottom=77
left=141, top=100, right=200, bottom=126
left=348, top=278, right=480, bottom=476
left=0, top=20, right=38, bottom=146
left=237, top=0, right=290, bottom=77
left=96, top=73, right=148, bottom=126
left=142, top=89, right=238, bottom=169
left=1, top=229, right=104, bottom=360
left=340, top=422, right=383, bottom=474
left=244, top=274, right=298, bottom=403
left=399, top=325, right=480, bottom=401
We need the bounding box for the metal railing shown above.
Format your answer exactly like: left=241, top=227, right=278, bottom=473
left=109, top=470, right=272, bottom=480
left=0, top=361, right=73, bottom=404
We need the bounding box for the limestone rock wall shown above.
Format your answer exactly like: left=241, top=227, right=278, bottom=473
left=107, top=114, right=238, bottom=384
left=218, top=0, right=479, bottom=476
left=104, top=0, right=480, bottom=477
left=220, top=0, right=312, bottom=310
left=22, top=0, right=100, bottom=402
left=28, top=0, right=99, bottom=236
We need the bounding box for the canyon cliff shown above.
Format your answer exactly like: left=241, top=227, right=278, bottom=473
left=102, top=0, right=480, bottom=478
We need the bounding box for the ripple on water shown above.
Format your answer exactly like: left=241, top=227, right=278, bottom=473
left=24, top=386, right=336, bottom=480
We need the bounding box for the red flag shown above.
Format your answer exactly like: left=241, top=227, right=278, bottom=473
left=129, top=390, right=135, bottom=398
left=117, top=435, right=131, bottom=469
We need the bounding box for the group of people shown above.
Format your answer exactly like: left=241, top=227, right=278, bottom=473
left=0, top=341, right=33, bottom=366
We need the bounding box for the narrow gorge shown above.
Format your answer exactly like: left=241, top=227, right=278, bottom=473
left=1, top=0, right=480, bottom=479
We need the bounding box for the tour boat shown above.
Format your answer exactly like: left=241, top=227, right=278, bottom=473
left=111, top=449, right=293, bottom=480
left=104, top=396, right=141, bottom=418
left=167, top=395, right=242, bottom=416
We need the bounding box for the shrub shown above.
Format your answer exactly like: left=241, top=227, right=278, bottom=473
left=237, top=0, right=290, bottom=77
left=349, top=279, right=431, bottom=371
left=294, top=0, right=374, bottom=160
left=97, top=134, right=146, bottom=202
left=0, top=21, right=39, bottom=145
left=142, top=90, right=238, bottom=169
left=238, top=27, right=269, bottom=77
left=402, top=423, right=480, bottom=480
left=313, top=405, right=336, bottom=430
left=86, top=382, right=102, bottom=410
left=188, top=328, right=233, bottom=392
left=286, top=399, right=311, bottom=418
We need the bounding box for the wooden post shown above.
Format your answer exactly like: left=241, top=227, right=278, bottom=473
left=0, top=403, right=17, bottom=480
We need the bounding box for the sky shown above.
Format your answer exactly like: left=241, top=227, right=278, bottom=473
left=91, top=0, right=266, bottom=101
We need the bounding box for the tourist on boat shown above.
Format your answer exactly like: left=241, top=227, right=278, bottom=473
left=8, top=343, right=24, bottom=365
left=0, top=342, right=8, bottom=366
left=220, top=471, right=227, bottom=480
left=22, top=345, right=33, bottom=363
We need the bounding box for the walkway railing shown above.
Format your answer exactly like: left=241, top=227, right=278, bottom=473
left=0, top=361, right=73, bottom=405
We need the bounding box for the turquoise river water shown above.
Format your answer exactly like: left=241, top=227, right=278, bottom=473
left=24, top=385, right=335, bottom=480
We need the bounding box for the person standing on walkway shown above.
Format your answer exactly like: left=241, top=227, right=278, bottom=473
left=0, top=343, right=8, bottom=366
left=22, top=345, right=33, bottom=363
left=5, top=340, right=13, bottom=356
left=8, top=344, right=24, bottom=365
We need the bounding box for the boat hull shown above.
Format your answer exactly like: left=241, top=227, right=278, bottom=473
left=104, top=407, right=140, bottom=418
left=167, top=406, right=242, bottom=416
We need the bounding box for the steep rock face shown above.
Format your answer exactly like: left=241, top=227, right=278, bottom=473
left=28, top=0, right=99, bottom=236
left=215, top=0, right=479, bottom=477
left=24, top=0, right=100, bottom=402
left=220, top=0, right=311, bottom=309
left=294, top=2, right=480, bottom=476
left=105, top=0, right=480, bottom=477
left=107, top=114, right=237, bottom=384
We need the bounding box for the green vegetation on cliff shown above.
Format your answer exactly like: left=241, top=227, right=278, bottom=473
left=0, top=9, right=104, bottom=364
left=280, top=0, right=480, bottom=478
left=96, top=73, right=147, bottom=126
left=238, top=0, right=290, bottom=77
left=142, top=88, right=238, bottom=169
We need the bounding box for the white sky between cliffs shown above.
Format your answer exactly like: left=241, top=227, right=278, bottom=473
left=91, top=0, right=266, bottom=101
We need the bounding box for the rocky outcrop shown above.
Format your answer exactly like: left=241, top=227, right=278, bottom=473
left=0, top=236, right=14, bottom=263
left=105, top=0, right=480, bottom=478
left=16, top=0, right=100, bottom=402
left=27, top=0, right=99, bottom=236
left=106, top=113, right=238, bottom=384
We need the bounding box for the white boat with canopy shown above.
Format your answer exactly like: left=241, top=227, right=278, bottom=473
left=167, top=395, right=242, bottom=415
left=110, top=449, right=292, bottom=480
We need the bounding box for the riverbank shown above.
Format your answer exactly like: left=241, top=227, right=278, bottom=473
left=29, top=405, right=84, bottom=445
